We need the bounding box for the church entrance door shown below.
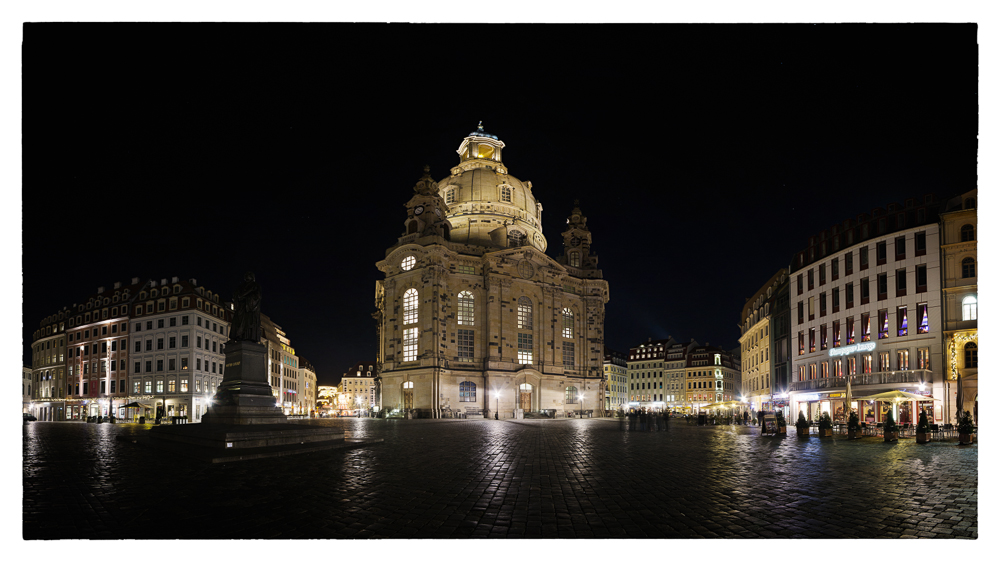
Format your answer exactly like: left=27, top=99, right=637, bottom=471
left=519, top=383, right=532, bottom=411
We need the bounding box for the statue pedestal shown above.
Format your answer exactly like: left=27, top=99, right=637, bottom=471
left=150, top=339, right=376, bottom=461
left=204, top=341, right=287, bottom=425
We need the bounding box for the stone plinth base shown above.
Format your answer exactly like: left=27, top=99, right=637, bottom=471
left=148, top=422, right=379, bottom=463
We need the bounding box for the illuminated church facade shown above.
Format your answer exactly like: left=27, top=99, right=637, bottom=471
left=374, top=125, right=610, bottom=418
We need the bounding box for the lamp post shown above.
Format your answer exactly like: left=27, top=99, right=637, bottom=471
left=580, top=393, right=585, bottom=418
left=496, top=391, right=500, bottom=420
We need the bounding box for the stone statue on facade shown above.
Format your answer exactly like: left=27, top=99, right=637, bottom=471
left=229, top=271, right=262, bottom=343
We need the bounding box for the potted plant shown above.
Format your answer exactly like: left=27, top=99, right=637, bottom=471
left=818, top=412, right=833, bottom=437
left=916, top=410, right=931, bottom=444
left=795, top=411, right=810, bottom=437
left=882, top=410, right=898, bottom=442
left=775, top=411, right=787, bottom=435
left=847, top=410, right=861, bottom=439
left=957, top=410, right=975, bottom=445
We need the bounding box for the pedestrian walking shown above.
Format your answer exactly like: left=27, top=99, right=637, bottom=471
left=743, top=411, right=749, bottom=426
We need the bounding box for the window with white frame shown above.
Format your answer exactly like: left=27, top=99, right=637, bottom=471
left=457, top=291, right=475, bottom=325
left=517, top=297, right=532, bottom=329
left=400, top=256, right=415, bottom=271
left=459, top=381, right=476, bottom=402
left=517, top=333, right=533, bottom=364
left=403, top=328, right=418, bottom=362
left=962, top=296, right=977, bottom=321
left=562, top=342, right=575, bottom=367
left=561, top=308, right=574, bottom=338
left=457, top=329, right=474, bottom=362
left=403, top=289, right=418, bottom=324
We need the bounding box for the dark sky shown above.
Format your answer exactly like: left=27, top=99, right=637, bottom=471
left=22, top=23, right=978, bottom=387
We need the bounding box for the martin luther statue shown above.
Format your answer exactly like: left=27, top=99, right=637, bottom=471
left=229, top=271, right=262, bottom=343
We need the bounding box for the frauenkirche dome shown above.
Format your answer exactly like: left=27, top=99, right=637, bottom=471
left=437, top=123, right=546, bottom=251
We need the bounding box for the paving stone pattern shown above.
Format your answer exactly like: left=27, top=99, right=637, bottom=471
left=22, top=418, right=977, bottom=539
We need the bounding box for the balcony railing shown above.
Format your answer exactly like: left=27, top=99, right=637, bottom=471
left=789, top=370, right=932, bottom=392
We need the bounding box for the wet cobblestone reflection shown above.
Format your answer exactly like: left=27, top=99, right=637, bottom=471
left=23, top=419, right=976, bottom=539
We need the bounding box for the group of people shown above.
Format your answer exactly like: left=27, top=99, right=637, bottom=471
left=619, top=408, right=669, bottom=431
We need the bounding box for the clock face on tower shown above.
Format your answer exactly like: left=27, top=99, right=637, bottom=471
left=414, top=206, right=424, bottom=215
left=570, top=237, right=581, bottom=247
left=434, top=208, right=442, bottom=218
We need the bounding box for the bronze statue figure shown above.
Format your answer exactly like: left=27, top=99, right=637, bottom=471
left=229, top=271, right=262, bottom=342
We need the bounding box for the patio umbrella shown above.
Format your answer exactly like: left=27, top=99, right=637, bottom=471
left=853, top=390, right=938, bottom=425
left=852, top=390, right=937, bottom=402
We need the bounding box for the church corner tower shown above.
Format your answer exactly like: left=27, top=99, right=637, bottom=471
left=557, top=200, right=600, bottom=273
left=375, top=124, right=610, bottom=420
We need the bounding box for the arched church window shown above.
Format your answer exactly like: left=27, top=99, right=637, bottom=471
left=961, top=224, right=975, bottom=242
left=457, top=291, right=475, bottom=326
left=962, top=295, right=977, bottom=321
left=569, top=251, right=580, bottom=267
left=403, top=289, right=418, bottom=324
left=965, top=342, right=978, bottom=369
left=459, top=381, right=476, bottom=402
left=962, top=258, right=976, bottom=278
left=500, top=186, right=511, bottom=203
left=400, top=256, right=415, bottom=271
left=561, top=308, right=574, bottom=338
left=517, top=297, right=533, bottom=329
left=565, top=386, right=578, bottom=404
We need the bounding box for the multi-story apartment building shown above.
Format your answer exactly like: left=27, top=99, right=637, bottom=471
left=341, top=361, right=377, bottom=413
left=29, top=309, right=70, bottom=420
left=627, top=338, right=740, bottom=413
left=262, top=313, right=307, bottom=415
left=738, top=269, right=787, bottom=415
left=788, top=196, right=945, bottom=426
left=940, top=189, right=978, bottom=423
left=64, top=280, right=145, bottom=421
left=602, top=347, right=627, bottom=412
left=128, top=277, right=230, bottom=422
left=301, top=358, right=318, bottom=417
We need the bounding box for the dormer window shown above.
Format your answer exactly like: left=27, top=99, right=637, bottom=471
left=500, top=186, right=511, bottom=202
left=446, top=189, right=456, bottom=204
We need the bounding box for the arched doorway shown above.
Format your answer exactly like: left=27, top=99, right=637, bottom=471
left=402, top=381, right=413, bottom=410
left=519, top=383, right=532, bottom=411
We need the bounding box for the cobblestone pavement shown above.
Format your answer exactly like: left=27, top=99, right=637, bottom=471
left=22, top=418, right=977, bottom=539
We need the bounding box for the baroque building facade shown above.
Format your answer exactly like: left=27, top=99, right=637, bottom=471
left=374, top=125, right=610, bottom=419
left=939, top=189, right=977, bottom=422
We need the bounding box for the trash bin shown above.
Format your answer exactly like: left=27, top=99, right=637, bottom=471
left=139, top=416, right=145, bottom=424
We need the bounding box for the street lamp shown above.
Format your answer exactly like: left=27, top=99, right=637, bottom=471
left=580, top=393, right=585, bottom=418
left=496, top=390, right=500, bottom=420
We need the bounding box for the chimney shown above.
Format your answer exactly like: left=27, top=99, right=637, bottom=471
left=161, top=278, right=167, bottom=285
left=171, top=276, right=178, bottom=283
left=189, top=278, right=197, bottom=286
left=113, top=282, right=121, bottom=290
left=150, top=280, right=157, bottom=287
left=131, top=277, right=139, bottom=285
left=97, top=286, right=104, bottom=294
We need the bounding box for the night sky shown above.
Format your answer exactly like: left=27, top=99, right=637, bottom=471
left=22, top=23, right=978, bottom=387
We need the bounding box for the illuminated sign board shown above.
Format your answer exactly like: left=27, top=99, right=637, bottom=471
left=829, top=342, right=876, bottom=357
